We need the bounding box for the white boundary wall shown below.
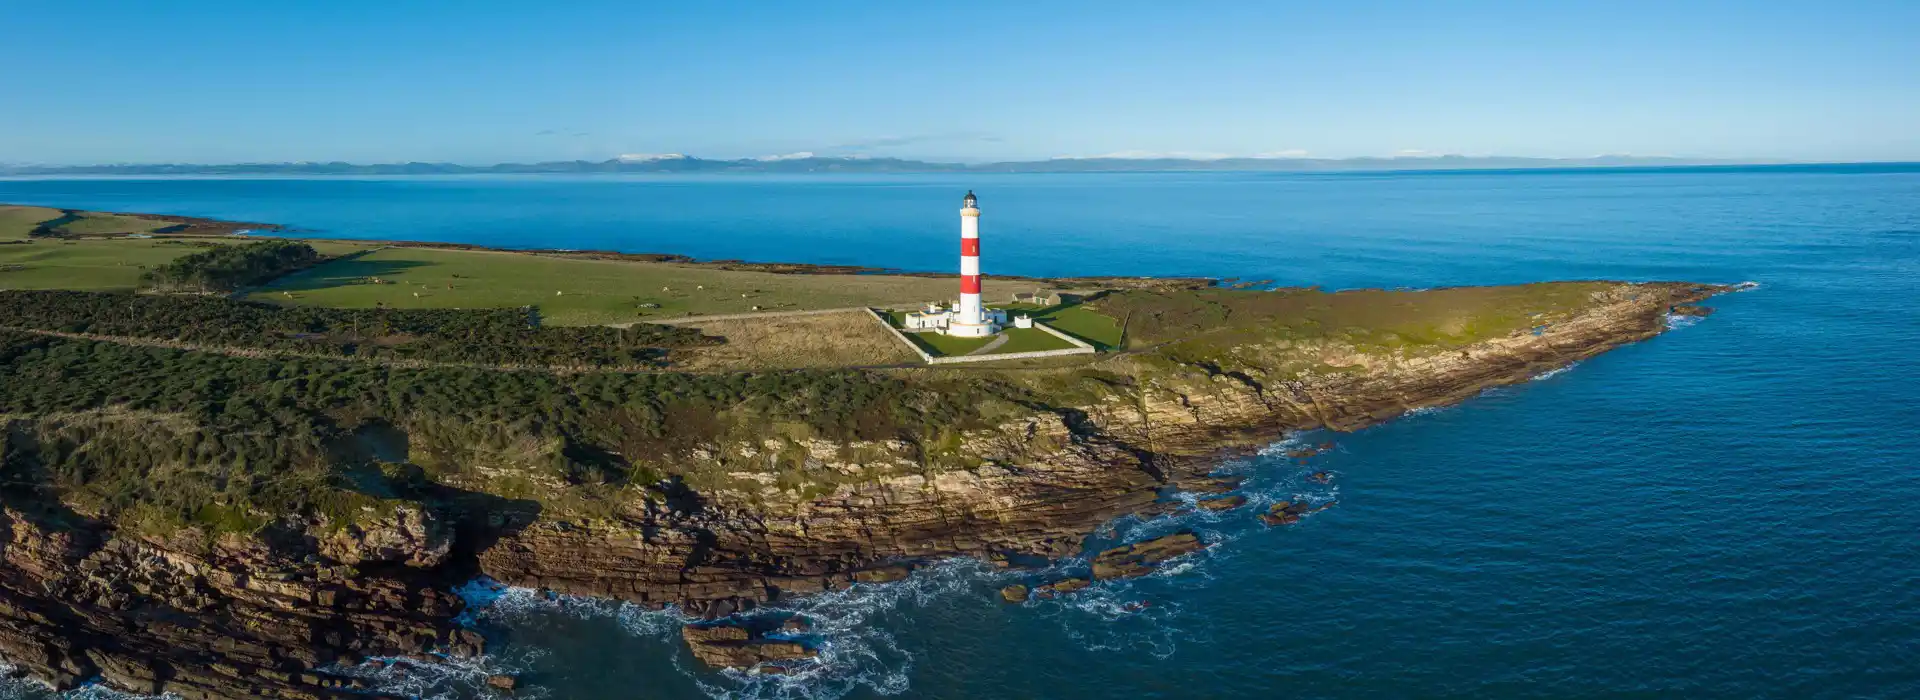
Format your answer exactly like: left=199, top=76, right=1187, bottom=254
left=867, top=307, right=937, bottom=364
left=865, top=307, right=1096, bottom=365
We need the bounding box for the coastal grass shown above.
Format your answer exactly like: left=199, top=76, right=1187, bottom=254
left=0, top=206, right=63, bottom=241
left=906, top=331, right=996, bottom=357
left=674, top=310, right=917, bottom=371
left=50, top=212, right=179, bottom=236
left=1033, top=305, right=1124, bottom=350
left=248, top=246, right=1038, bottom=326
left=987, top=327, right=1079, bottom=354
left=0, top=238, right=371, bottom=292
left=1099, top=282, right=1621, bottom=376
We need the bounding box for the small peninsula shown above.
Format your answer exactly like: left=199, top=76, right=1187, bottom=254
left=0, top=202, right=1728, bottom=698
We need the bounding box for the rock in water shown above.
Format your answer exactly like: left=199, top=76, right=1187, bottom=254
left=1091, top=531, right=1207, bottom=579
left=1033, top=577, right=1092, bottom=599
left=1180, top=475, right=1245, bottom=495
left=781, top=616, right=812, bottom=633
left=1259, top=501, right=1312, bottom=526
left=1196, top=495, right=1246, bottom=511
left=682, top=623, right=817, bottom=670
left=486, top=673, right=518, bottom=691
left=851, top=564, right=914, bottom=583
left=1000, top=584, right=1030, bottom=603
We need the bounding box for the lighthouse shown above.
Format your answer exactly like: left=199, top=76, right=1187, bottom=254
left=946, top=190, right=999, bottom=337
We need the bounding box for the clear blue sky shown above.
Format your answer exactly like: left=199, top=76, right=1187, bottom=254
left=3, top=0, right=1916, bottom=164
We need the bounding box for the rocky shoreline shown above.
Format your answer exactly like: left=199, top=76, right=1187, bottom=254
left=0, top=280, right=1728, bottom=697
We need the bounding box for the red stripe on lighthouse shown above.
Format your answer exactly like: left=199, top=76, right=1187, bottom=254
left=960, top=274, right=981, bottom=294
left=961, top=238, right=980, bottom=256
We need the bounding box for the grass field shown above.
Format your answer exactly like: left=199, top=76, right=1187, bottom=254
left=1032, top=305, right=1124, bottom=350
left=0, top=206, right=62, bottom=241
left=51, top=212, right=179, bottom=236
left=0, top=238, right=371, bottom=292
left=906, top=331, right=996, bottom=357
left=988, top=326, right=1080, bottom=353
left=674, top=311, right=917, bottom=370
left=249, top=246, right=1041, bottom=326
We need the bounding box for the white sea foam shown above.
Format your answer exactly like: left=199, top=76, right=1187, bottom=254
left=1530, top=362, right=1580, bottom=381
left=1255, top=434, right=1307, bottom=457
left=1664, top=312, right=1703, bottom=330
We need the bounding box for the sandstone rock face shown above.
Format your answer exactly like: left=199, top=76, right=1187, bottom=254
left=1092, top=532, right=1208, bottom=580
left=0, top=507, right=472, bottom=699
left=1180, top=475, right=1245, bottom=495
left=315, top=506, right=451, bottom=568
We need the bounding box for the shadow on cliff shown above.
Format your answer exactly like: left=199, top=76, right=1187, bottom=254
left=334, top=459, right=544, bottom=582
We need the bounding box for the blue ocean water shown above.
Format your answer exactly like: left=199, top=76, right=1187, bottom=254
left=1, top=166, right=1916, bottom=699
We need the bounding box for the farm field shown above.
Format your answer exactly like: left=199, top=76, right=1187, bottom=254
left=0, top=206, right=62, bottom=240
left=248, top=246, right=1040, bottom=326
left=0, top=238, right=370, bottom=291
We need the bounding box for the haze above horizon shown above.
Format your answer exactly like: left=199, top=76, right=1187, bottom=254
left=3, top=1, right=1916, bottom=166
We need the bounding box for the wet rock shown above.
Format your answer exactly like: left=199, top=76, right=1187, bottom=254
left=851, top=564, right=913, bottom=584
left=1033, top=577, right=1092, bottom=599
left=1133, top=501, right=1184, bottom=521
left=1091, top=531, right=1206, bottom=580
left=1196, top=495, right=1246, bottom=511
left=781, top=616, right=812, bottom=634
left=681, top=623, right=816, bottom=670
left=999, top=584, right=1030, bottom=603
left=486, top=673, right=518, bottom=691
left=1180, top=475, right=1244, bottom=495
left=1258, top=501, right=1314, bottom=526
left=1308, top=472, right=1333, bottom=484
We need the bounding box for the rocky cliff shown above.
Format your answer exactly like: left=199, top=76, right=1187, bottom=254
left=0, top=281, right=1725, bottom=696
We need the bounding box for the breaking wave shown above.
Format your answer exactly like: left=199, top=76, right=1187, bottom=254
left=1530, top=362, right=1580, bottom=381
left=1664, top=312, right=1703, bottom=330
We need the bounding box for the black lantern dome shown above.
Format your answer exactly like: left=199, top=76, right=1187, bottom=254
left=963, top=190, right=977, bottom=208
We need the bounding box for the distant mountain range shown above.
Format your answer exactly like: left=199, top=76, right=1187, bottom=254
left=0, top=154, right=1792, bottom=176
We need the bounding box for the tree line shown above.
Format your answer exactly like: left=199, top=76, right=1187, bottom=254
left=139, top=240, right=323, bottom=292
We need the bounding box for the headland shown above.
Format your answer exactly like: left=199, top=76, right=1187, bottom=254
left=0, top=202, right=1730, bottom=697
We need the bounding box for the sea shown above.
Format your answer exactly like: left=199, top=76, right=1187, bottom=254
left=0, top=165, right=1915, bottom=699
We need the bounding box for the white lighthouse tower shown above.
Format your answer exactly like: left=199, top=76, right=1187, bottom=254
left=946, top=190, right=999, bottom=337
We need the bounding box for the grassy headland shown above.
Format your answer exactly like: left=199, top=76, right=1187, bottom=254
left=249, top=246, right=1060, bottom=326
left=0, top=204, right=1724, bottom=536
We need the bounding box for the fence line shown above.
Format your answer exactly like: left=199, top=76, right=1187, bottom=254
left=866, top=307, right=936, bottom=364
left=863, top=308, right=1096, bottom=365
